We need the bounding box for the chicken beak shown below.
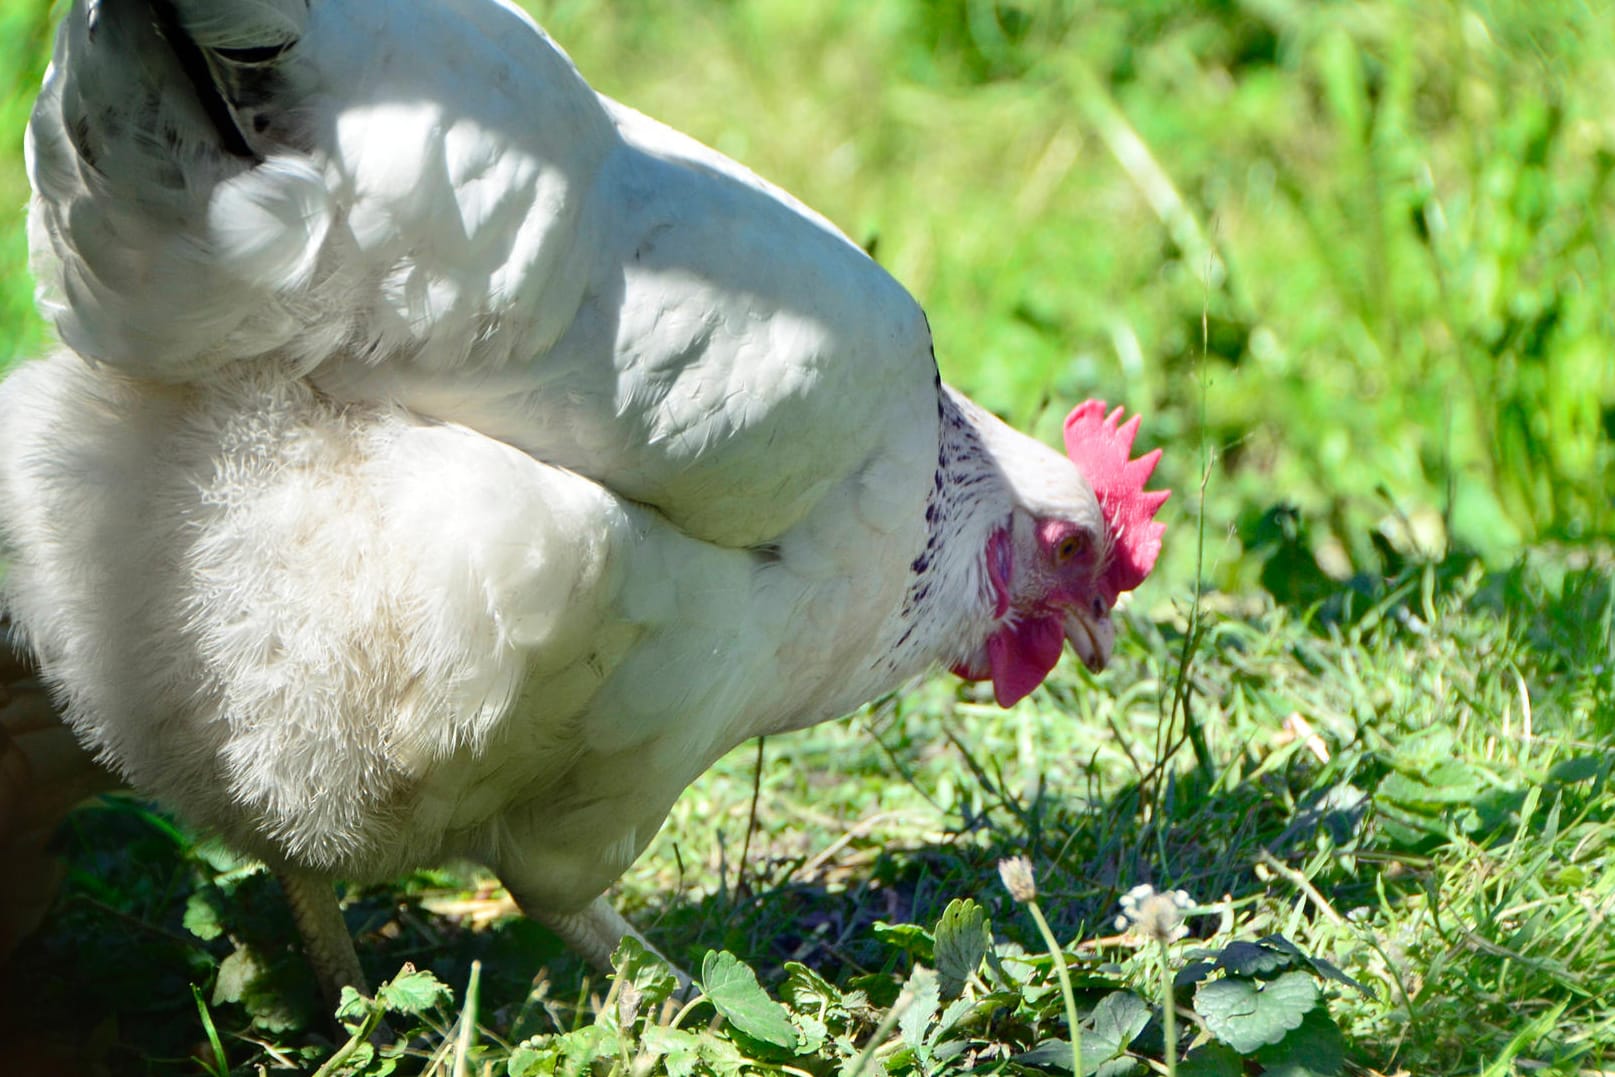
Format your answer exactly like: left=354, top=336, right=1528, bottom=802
left=1064, top=606, right=1115, bottom=673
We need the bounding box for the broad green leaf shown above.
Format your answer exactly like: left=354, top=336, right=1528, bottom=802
left=1254, top=935, right=1308, bottom=962
left=611, top=935, right=679, bottom=1011
left=334, top=985, right=370, bottom=1025
left=1174, top=960, right=1216, bottom=990
left=211, top=943, right=262, bottom=1006
left=1253, top=1008, right=1347, bottom=1076
left=884, top=1045, right=921, bottom=1072
left=518, top=1026, right=610, bottom=1077
left=993, top=952, right=1058, bottom=1004
left=983, top=942, right=1018, bottom=991
left=780, top=961, right=843, bottom=1013
left=1177, top=1040, right=1244, bottom=1077
left=1195, top=969, right=1319, bottom=1054
left=1375, top=803, right=1450, bottom=846
left=700, top=950, right=799, bottom=1051
left=641, top=1024, right=705, bottom=1077
left=873, top=920, right=935, bottom=962
left=897, top=967, right=940, bottom=1054
left=242, top=989, right=304, bottom=1036
left=210, top=941, right=305, bottom=1033
left=934, top=898, right=990, bottom=998
left=1390, top=725, right=1458, bottom=759
left=1553, top=864, right=1589, bottom=888
left=1250, top=934, right=1371, bottom=996
left=1214, top=940, right=1297, bottom=978
left=1094, top=1058, right=1144, bottom=1077
left=183, top=890, right=225, bottom=941
left=791, top=1008, right=829, bottom=1056
left=1021, top=1020, right=1145, bottom=1077
left=840, top=986, right=871, bottom=1011
left=1018, top=1037, right=1077, bottom=1071
left=377, top=966, right=452, bottom=1017
left=1089, top=991, right=1150, bottom=1054
left=696, top=1030, right=750, bottom=1077
left=936, top=995, right=976, bottom=1038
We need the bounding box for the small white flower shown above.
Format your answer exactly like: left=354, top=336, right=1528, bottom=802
left=1115, top=883, right=1194, bottom=943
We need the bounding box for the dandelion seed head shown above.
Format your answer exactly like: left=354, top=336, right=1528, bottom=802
left=1116, top=883, right=1193, bottom=943
left=998, top=856, right=1038, bottom=903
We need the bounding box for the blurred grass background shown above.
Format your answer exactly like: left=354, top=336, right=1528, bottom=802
left=4, top=0, right=1613, bottom=589
left=538, top=0, right=1615, bottom=592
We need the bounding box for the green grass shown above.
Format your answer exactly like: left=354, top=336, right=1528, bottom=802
left=2, top=0, right=1613, bottom=1074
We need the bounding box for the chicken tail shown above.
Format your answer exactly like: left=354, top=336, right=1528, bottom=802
left=0, top=625, right=123, bottom=959
left=27, top=0, right=327, bottom=379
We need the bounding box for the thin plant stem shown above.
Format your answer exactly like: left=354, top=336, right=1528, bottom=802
left=312, top=1003, right=385, bottom=1077
left=1027, top=899, right=1084, bottom=1077
left=1159, top=938, right=1178, bottom=1077
left=452, top=960, right=481, bottom=1077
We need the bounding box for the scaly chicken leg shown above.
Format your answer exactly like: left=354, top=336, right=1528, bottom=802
left=519, top=892, right=682, bottom=982
left=277, top=869, right=686, bottom=1009
left=277, top=868, right=369, bottom=1008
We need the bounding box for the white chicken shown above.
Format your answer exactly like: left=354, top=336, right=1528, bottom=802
left=0, top=0, right=1168, bottom=1001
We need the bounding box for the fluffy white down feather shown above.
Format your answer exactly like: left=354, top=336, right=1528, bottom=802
left=1, top=0, right=1108, bottom=922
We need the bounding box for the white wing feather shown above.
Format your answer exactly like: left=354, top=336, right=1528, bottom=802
left=28, top=0, right=934, bottom=547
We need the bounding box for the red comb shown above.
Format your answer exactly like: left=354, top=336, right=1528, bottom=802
left=1063, top=400, right=1170, bottom=604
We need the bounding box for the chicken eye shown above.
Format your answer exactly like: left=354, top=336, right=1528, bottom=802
left=1054, top=533, right=1086, bottom=564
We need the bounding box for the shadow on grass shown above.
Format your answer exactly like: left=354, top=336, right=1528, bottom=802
left=4, top=554, right=1612, bottom=1072
left=4, top=776, right=1328, bottom=1071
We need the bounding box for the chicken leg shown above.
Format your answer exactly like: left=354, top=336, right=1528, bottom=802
left=277, top=868, right=368, bottom=1008
left=279, top=870, right=687, bottom=1011
left=509, top=887, right=690, bottom=988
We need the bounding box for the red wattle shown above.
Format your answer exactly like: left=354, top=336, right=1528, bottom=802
left=986, top=615, right=1064, bottom=707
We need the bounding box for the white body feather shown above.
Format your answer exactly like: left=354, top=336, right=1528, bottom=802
left=2, top=0, right=1094, bottom=914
